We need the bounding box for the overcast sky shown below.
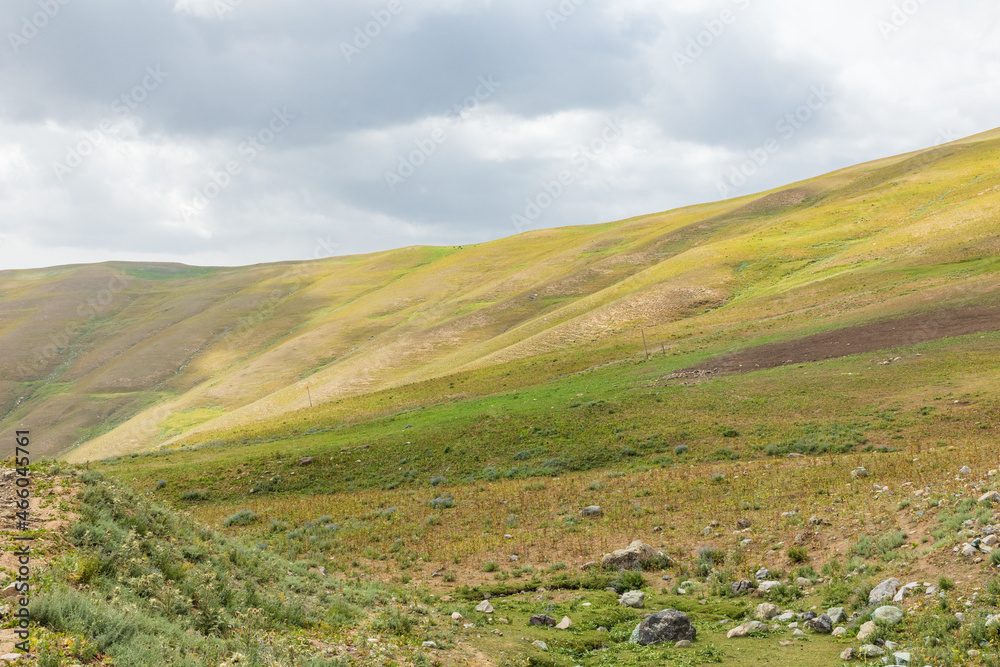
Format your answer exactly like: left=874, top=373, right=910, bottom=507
left=0, top=0, right=997, bottom=270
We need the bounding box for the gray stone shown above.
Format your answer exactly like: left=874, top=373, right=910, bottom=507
left=580, top=505, right=603, bottom=516
left=979, top=491, right=1000, bottom=504
left=758, top=580, right=783, bottom=592
left=839, top=648, right=855, bottom=660
left=795, top=577, right=813, bottom=588
left=827, top=607, right=847, bottom=624
left=893, top=652, right=911, bottom=666
left=475, top=600, right=494, bottom=614
left=959, top=466, right=972, bottom=475
left=601, top=540, right=657, bottom=570
left=805, top=613, right=832, bottom=634
left=298, top=456, right=314, bottom=465
left=619, top=590, right=645, bottom=608
left=961, top=544, right=980, bottom=557
left=529, top=614, right=557, bottom=627
left=555, top=616, right=572, bottom=630
left=832, top=627, right=847, bottom=637
left=857, top=620, right=877, bottom=641
left=755, top=568, right=771, bottom=580
left=869, top=578, right=901, bottom=605
left=858, top=644, right=885, bottom=659
left=731, top=580, right=754, bottom=596
left=872, top=606, right=904, bottom=625
left=674, top=640, right=693, bottom=648
left=629, top=609, right=697, bottom=646
left=893, top=582, right=919, bottom=603
left=851, top=467, right=869, bottom=478
left=531, top=640, right=548, bottom=651
left=776, top=612, right=796, bottom=622
left=755, top=603, right=782, bottom=620
left=421, top=641, right=438, bottom=649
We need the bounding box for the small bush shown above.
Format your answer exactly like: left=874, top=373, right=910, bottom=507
left=483, top=561, right=499, bottom=573
left=223, top=510, right=258, bottom=527
left=787, top=547, right=809, bottom=563
left=613, top=570, right=645, bottom=594
left=430, top=476, right=447, bottom=486
left=674, top=445, right=689, bottom=456
left=180, top=490, right=209, bottom=501
left=938, top=576, right=955, bottom=591
left=428, top=495, right=456, bottom=510
left=155, top=480, right=167, bottom=489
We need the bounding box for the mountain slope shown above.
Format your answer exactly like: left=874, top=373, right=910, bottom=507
left=1, top=127, right=999, bottom=460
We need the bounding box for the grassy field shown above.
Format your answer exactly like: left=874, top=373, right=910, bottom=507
left=8, top=129, right=1000, bottom=665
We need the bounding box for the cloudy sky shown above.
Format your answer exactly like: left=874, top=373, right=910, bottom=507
left=0, top=0, right=997, bottom=270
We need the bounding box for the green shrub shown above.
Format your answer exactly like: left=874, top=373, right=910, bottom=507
left=483, top=561, right=499, bottom=573
left=180, top=490, right=209, bottom=501
left=222, top=510, right=257, bottom=527
left=787, top=546, right=809, bottom=563
left=612, top=570, right=645, bottom=594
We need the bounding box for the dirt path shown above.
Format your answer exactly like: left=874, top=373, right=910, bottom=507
left=672, top=305, right=1000, bottom=378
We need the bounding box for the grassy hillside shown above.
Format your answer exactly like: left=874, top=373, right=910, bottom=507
left=1, top=128, right=999, bottom=461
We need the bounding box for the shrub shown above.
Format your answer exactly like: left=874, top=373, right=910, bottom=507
left=787, top=547, right=809, bottom=563
left=180, top=490, right=209, bottom=501
left=428, top=495, right=456, bottom=510
left=674, top=445, right=689, bottom=456
left=938, top=576, right=955, bottom=591
left=483, top=561, right=499, bottom=573
left=155, top=480, right=167, bottom=489
left=613, top=570, right=645, bottom=594
left=430, top=476, right=447, bottom=486
left=223, top=510, right=258, bottom=527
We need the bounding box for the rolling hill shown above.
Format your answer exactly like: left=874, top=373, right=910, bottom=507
left=2, top=126, right=999, bottom=461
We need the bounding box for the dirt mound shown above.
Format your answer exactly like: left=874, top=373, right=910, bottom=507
left=674, top=305, right=1000, bottom=377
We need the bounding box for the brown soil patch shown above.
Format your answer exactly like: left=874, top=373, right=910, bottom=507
left=673, top=305, right=1000, bottom=378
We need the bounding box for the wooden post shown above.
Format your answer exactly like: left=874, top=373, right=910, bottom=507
left=306, top=386, right=313, bottom=408
left=661, top=343, right=666, bottom=356
left=641, top=328, right=649, bottom=360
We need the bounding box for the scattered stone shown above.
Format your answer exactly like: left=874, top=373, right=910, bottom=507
left=580, top=505, right=603, bottom=517
left=439, top=595, right=454, bottom=602
left=530, top=614, right=557, bottom=627
left=629, top=609, right=697, bottom=646
left=555, top=616, right=572, bottom=630
left=297, top=456, right=313, bottom=465
left=839, top=648, right=855, bottom=661
left=893, top=582, right=920, bottom=603
left=758, top=581, right=783, bottom=592
left=827, top=607, right=847, bottom=624
left=851, top=467, right=869, bottom=478
left=755, top=568, right=771, bottom=580
left=795, top=577, right=813, bottom=588
left=0, top=656, right=20, bottom=665
left=451, top=612, right=464, bottom=621
left=857, top=644, right=885, bottom=659
left=0, top=584, right=19, bottom=600
left=421, top=641, right=438, bottom=649
left=805, top=614, right=832, bottom=634
left=959, top=466, right=972, bottom=475
left=869, top=578, right=901, bottom=605
left=883, top=641, right=899, bottom=652
left=968, top=649, right=981, bottom=658
left=531, top=640, right=548, bottom=651
left=597, top=626, right=609, bottom=632
left=755, top=603, right=782, bottom=621
left=581, top=561, right=600, bottom=570
left=893, top=652, right=912, bottom=666
left=475, top=601, right=494, bottom=614
left=620, top=590, right=645, bottom=608
left=857, top=621, right=877, bottom=642
left=601, top=540, right=658, bottom=570
left=731, top=581, right=755, bottom=596
left=832, top=627, right=847, bottom=637
left=872, top=606, right=904, bottom=625
left=737, top=518, right=752, bottom=529
left=674, top=640, right=693, bottom=648
left=979, top=491, right=1000, bottom=504
left=800, top=611, right=817, bottom=621
left=961, top=544, right=979, bottom=557
left=726, top=626, right=747, bottom=639
left=776, top=612, right=795, bottom=622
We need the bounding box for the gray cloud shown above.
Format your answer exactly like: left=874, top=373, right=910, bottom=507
left=1, top=0, right=998, bottom=269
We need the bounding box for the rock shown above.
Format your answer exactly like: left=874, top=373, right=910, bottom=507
left=675, top=639, right=693, bottom=648
left=857, top=644, right=885, bottom=659
left=0, top=656, right=20, bottom=665
left=893, top=582, right=919, bottom=603
left=758, top=581, right=783, bottom=592
left=827, top=607, right=847, bottom=624
left=451, top=612, right=464, bottom=621
left=737, top=518, right=752, bottom=529
left=439, top=595, right=454, bottom=602
left=581, top=561, right=600, bottom=570
left=869, top=578, right=901, bottom=605
left=805, top=614, right=832, bottom=634
left=961, top=544, right=979, bottom=557
left=851, top=467, right=869, bottom=478
left=959, top=466, right=972, bottom=475
left=755, top=603, right=782, bottom=620
left=883, top=640, right=899, bottom=652
left=986, top=614, right=999, bottom=627
left=755, top=568, right=771, bottom=580
left=925, top=585, right=940, bottom=596
left=872, top=606, right=904, bottom=625
left=298, top=456, right=314, bottom=465
left=531, top=640, right=548, bottom=651
left=475, top=600, right=494, bottom=614
left=601, top=540, right=657, bottom=570
left=776, top=612, right=795, bottom=622
left=792, top=629, right=805, bottom=637
left=979, top=491, right=1000, bottom=504
left=731, top=580, right=754, bottom=596
left=893, top=651, right=911, bottom=666
left=832, top=626, right=847, bottom=637
left=839, top=648, right=855, bottom=660
left=857, top=620, right=877, bottom=642
left=580, top=505, right=603, bottom=516
left=969, top=649, right=981, bottom=658
left=529, top=614, right=557, bottom=627
left=0, top=584, right=19, bottom=600
left=555, top=616, right=572, bottom=630
left=629, top=609, right=697, bottom=646
left=726, top=625, right=747, bottom=638
left=983, top=535, right=998, bottom=546
left=800, top=611, right=817, bottom=621
left=421, top=641, right=438, bottom=649
left=620, top=590, right=645, bottom=608
left=795, top=577, right=813, bottom=588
